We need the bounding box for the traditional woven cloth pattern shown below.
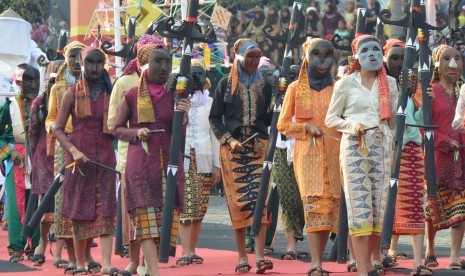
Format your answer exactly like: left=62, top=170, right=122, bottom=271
left=136, top=43, right=166, bottom=123
left=72, top=180, right=114, bottom=240
left=180, top=147, right=213, bottom=224
left=340, top=132, right=389, bottom=236
left=220, top=139, right=268, bottom=229
left=303, top=179, right=339, bottom=234
left=273, top=148, right=304, bottom=240
left=53, top=145, right=73, bottom=238
left=426, top=186, right=465, bottom=231
left=393, top=141, right=425, bottom=235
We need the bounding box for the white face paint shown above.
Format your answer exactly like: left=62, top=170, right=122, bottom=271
left=356, top=40, right=383, bottom=71
left=449, top=58, right=458, bottom=68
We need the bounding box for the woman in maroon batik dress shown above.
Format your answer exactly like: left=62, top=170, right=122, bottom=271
left=54, top=47, right=117, bottom=275
left=112, top=44, right=189, bottom=276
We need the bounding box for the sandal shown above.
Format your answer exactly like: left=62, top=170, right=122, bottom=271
left=382, top=256, right=398, bottom=268
left=176, top=256, right=190, bottom=267
left=190, top=254, right=203, bottom=264
left=424, top=256, right=438, bottom=268
left=9, top=252, right=24, bottom=263
left=281, top=251, right=297, bottom=260
left=73, top=268, right=88, bottom=275
left=411, top=265, right=433, bottom=275
left=107, top=268, right=132, bottom=276
left=307, top=267, right=330, bottom=276
left=347, top=262, right=357, bottom=272
left=31, top=253, right=46, bottom=266
left=245, top=243, right=254, bottom=254
left=87, top=261, right=102, bottom=273
left=448, top=259, right=465, bottom=270
left=65, top=265, right=77, bottom=275
left=374, top=263, right=385, bottom=275
left=368, top=269, right=380, bottom=276
left=54, top=259, right=69, bottom=268
left=264, top=246, right=274, bottom=255
left=297, top=251, right=309, bottom=260
left=235, top=262, right=252, bottom=273
left=255, top=259, right=273, bottom=274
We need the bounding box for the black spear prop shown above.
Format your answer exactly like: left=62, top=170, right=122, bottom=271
left=379, top=0, right=447, bottom=249
left=376, top=17, right=386, bottom=47
left=28, top=161, right=120, bottom=230
left=250, top=1, right=304, bottom=237
left=101, top=16, right=137, bottom=72
left=155, top=0, right=216, bottom=263
left=37, top=30, right=68, bottom=67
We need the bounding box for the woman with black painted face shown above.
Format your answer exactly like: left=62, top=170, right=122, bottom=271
left=326, top=35, right=400, bottom=276
left=0, top=64, right=40, bottom=263
left=112, top=44, right=189, bottom=276
left=209, top=38, right=274, bottom=274
left=53, top=47, right=119, bottom=275
left=278, top=38, right=342, bottom=276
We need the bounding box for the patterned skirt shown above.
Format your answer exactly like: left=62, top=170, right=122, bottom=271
left=393, top=142, right=425, bottom=235
left=54, top=145, right=73, bottom=238
left=73, top=180, right=114, bottom=240
left=273, top=148, right=304, bottom=240
left=426, top=186, right=465, bottom=231
left=179, top=148, right=213, bottom=224
left=340, top=133, right=390, bottom=237
left=128, top=166, right=179, bottom=257
left=220, top=138, right=268, bottom=229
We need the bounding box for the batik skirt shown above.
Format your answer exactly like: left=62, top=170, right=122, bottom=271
left=54, top=145, right=73, bottom=238
left=273, top=148, right=304, bottom=240
left=393, top=142, right=425, bottom=235
left=179, top=148, right=213, bottom=224
left=220, top=138, right=268, bottom=229
left=73, top=180, right=114, bottom=240
left=128, top=170, right=178, bottom=257
left=426, top=186, right=465, bottom=231
left=340, top=132, right=390, bottom=237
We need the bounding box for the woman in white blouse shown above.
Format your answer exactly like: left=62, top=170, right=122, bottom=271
left=325, top=35, right=399, bottom=276
left=177, top=59, right=221, bottom=267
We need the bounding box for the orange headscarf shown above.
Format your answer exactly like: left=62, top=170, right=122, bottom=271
left=349, top=34, right=392, bottom=121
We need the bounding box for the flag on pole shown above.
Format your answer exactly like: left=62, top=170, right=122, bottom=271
left=211, top=4, right=232, bottom=30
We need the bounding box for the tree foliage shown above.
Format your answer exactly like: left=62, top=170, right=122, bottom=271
left=0, top=0, right=47, bottom=23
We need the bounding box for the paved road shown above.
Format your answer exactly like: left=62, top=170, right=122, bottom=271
left=200, top=195, right=463, bottom=258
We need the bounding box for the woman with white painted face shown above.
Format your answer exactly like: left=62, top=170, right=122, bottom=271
left=326, top=35, right=399, bottom=276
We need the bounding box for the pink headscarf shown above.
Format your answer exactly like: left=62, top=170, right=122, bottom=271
left=258, top=56, right=271, bottom=68
left=121, top=35, right=166, bottom=77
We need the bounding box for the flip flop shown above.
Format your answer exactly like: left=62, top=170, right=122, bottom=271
left=31, top=254, right=45, bottom=266
left=347, top=262, right=357, bottom=272
left=235, top=262, right=252, bottom=273
left=87, top=261, right=102, bottom=273
left=65, top=265, right=77, bottom=275
left=307, top=267, right=330, bottom=276
left=54, top=259, right=69, bottom=268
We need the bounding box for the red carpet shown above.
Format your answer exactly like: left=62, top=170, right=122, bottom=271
left=0, top=227, right=461, bottom=275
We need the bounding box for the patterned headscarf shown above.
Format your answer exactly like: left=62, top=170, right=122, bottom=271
left=121, top=34, right=166, bottom=77
left=349, top=34, right=392, bottom=121
left=63, top=41, right=86, bottom=59
left=75, top=47, right=113, bottom=133
left=431, top=44, right=454, bottom=84
left=229, top=38, right=262, bottom=94
left=136, top=43, right=167, bottom=123
left=383, top=38, right=405, bottom=60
